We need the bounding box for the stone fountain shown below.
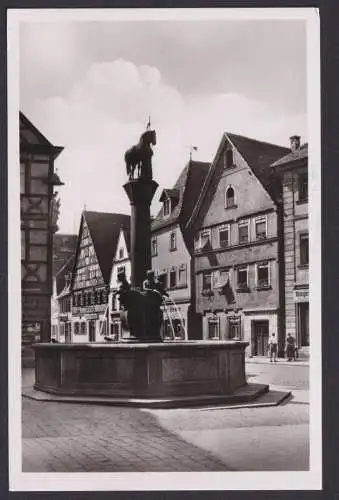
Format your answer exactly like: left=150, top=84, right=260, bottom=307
left=32, top=125, right=268, bottom=408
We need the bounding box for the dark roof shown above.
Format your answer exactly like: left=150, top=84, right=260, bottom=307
left=152, top=160, right=210, bottom=232
left=56, top=255, right=75, bottom=296
left=186, top=133, right=289, bottom=228
left=226, top=133, right=290, bottom=197
left=271, top=143, right=308, bottom=168
left=20, top=111, right=64, bottom=159
left=84, top=211, right=130, bottom=283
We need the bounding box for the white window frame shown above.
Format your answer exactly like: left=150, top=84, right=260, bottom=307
left=207, top=315, right=220, bottom=340
left=254, top=216, right=268, bottom=241
left=195, top=228, right=212, bottom=250
left=169, top=231, right=177, bottom=251
left=238, top=220, right=250, bottom=244
left=225, top=185, right=236, bottom=209
left=237, top=265, right=249, bottom=288
left=218, top=224, right=230, bottom=248
left=255, top=261, right=271, bottom=288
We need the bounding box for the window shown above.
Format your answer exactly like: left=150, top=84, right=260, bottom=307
left=202, top=272, right=212, bottom=291
left=207, top=316, right=220, bottom=339
left=163, top=198, right=171, bottom=216
left=237, top=267, right=248, bottom=290
left=300, top=233, right=309, bottom=266
left=178, top=264, right=187, bottom=287
left=74, top=323, right=80, bottom=335
left=80, top=322, right=87, bottom=335
left=151, top=237, right=157, bottom=256
left=238, top=221, right=249, bottom=244
left=256, top=262, right=270, bottom=288
left=117, top=266, right=125, bottom=276
left=170, top=267, right=177, bottom=288
left=90, top=292, right=95, bottom=305
left=228, top=316, right=241, bottom=340
left=119, top=248, right=124, bottom=259
left=255, top=217, right=267, bottom=240
left=219, top=225, right=230, bottom=248
left=169, top=231, right=177, bottom=251
left=195, top=229, right=211, bottom=251
left=84, top=293, right=89, bottom=306
left=224, top=149, right=234, bottom=169
left=298, top=172, right=308, bottom=202
left=111, top=322, right=120, bottom=339
left=225, top=186, right=236, bottom=208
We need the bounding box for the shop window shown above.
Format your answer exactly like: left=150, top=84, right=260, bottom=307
left=80, top=322, right=87, bottom=335
left=255, top=217, right=267, bottom=240
left=169, top=267, right=177, bottom=288
left=300, top=233, right=309, bottom=266
left=256, top=262, right=270, bottom=289
left=207, top=316, right=220, bottom=339
left=238, top=221, right=249, bottom=244
left=111, top=322, right=120, bottom=339
left=298, top=172, right=308, bottom=202
left=74, top=322, right=80, bottom=335
left=219, top=225, right=230, bottom=247
left=151, top=237, right=158, bottom=256
left=169, top=231, right=177, bottom=251
left=237, top=267, right=248, bottom=291
left=225, top=186, right=236, bottom=208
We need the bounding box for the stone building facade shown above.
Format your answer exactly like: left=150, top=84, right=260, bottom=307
left=272, top=137, right=309, bottom=354
left=151, top=161, right=210, bottom=339
left=187, top=133, right=289, bottom=355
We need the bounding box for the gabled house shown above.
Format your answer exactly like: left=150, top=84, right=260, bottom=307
left=108, top=223, right=131, bottom=340
left=187, top=133, right=289, bottom=356
left=52, top=254, right=75, bottom=342
left=70, top=211, right=130, bottom=343
left=271, top=137, right=309, bottom=356
left=151, top=160, right=210, bottom=339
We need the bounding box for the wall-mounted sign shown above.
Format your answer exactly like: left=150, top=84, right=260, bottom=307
left=72, top=304, right=106, bottom=315
left=293, top=289, right=309, bottom=303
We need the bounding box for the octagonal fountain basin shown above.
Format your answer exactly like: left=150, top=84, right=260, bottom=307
left=32, top=340, right=269, bottom=408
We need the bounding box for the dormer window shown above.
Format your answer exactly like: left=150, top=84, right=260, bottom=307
left=163, top=198, right=171, bottom=217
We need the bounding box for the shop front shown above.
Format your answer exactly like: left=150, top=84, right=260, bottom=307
left=71, top=303, right=108, bottom=343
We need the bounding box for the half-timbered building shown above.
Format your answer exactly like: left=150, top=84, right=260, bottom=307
left=70, top=211, right=130, bottom=342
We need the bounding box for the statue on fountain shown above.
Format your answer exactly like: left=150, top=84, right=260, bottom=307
left=124, top=126, right=156, bottom=181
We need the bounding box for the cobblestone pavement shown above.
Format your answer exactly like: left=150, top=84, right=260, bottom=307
left=22, top=362, right=310, bottom=472
left=144, top=362, right=310, bottom=471
left=22, top=397, right=229, bottom=472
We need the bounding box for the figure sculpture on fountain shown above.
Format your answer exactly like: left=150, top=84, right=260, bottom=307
left=124, top=127, right=156, bottom=181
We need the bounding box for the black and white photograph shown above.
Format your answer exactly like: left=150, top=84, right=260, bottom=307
left=8, top=8, right=321, bottom=492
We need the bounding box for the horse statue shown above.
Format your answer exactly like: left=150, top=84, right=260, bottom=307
left=124, top=129, right=156, bottom=181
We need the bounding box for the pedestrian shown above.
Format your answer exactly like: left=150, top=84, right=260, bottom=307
left=268, top=332, right=278, bottom=363
left=285, top=333, right=296, bottom=361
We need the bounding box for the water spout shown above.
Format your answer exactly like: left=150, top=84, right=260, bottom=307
left=166, top=295, right=188, bottom=340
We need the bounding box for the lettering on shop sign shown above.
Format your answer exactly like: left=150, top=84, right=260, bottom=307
left=293, top=289, right=309, bottom=303
left=72, top=304, right=106, bottom=314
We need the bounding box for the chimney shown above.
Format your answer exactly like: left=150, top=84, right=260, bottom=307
left=290, top=135, right=301, bottom=152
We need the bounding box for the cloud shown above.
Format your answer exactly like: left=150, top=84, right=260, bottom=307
left=21, top=59, right=307, bottom=234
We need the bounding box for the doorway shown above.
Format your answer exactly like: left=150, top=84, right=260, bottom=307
left=251, top=320, right=269, bottom=356
left=89, top=320, right=96, bottom=342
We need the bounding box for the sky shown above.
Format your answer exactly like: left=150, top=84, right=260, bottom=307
left=19, top=18, right=307, bottom=234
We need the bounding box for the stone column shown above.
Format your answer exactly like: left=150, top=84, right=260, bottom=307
left=123, top=179, right=158, bottom=288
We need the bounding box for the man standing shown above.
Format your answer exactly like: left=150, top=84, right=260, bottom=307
left=285, top=333, right=296, bottom=361
left=268, top=332, right=278, bottom=363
